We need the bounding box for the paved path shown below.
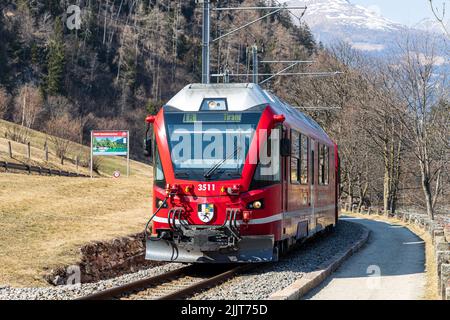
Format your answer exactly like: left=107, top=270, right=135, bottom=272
left=305, top=216, right=426, bottom=300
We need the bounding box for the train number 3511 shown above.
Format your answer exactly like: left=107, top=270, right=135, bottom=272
left=198, top=184, right=216, bottom=191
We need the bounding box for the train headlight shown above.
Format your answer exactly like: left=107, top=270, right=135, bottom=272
left=200, top=98, right=228, bottom=111
left=156, top=199, right=168, bottom=209
left=208, top=101, right=217, bottom=109
left=253, top=201, right=262, bottom=209
left=247, top=200, right=263, bottom=209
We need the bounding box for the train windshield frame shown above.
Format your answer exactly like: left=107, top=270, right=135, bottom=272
left=164, top=111, right=262, bottom=181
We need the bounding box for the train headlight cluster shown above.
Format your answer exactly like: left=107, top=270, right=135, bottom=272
left=247, top=200, right=263, bottom=209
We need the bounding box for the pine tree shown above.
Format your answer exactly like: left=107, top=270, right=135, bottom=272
left=297, top=23, right=317, bottom=55
left=46, top=17, right=65, bottom=96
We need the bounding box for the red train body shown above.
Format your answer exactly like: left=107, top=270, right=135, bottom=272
left=145, top=83, right=339, bottom=263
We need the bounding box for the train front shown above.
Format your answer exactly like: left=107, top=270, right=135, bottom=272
left=144, top=84, right=284, bottom=263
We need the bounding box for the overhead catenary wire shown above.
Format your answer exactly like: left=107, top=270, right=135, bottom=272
left=211, top=71, right=343, bottom=77
left=213, top=6, right=307, bottom=11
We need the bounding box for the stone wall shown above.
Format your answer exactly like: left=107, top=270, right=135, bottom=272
left=343, top=204, right=450, bottom=300
left=45, top=232, right=160, bottom=285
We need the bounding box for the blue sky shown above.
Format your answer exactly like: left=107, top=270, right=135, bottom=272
left=350, top=0, right=436, bottom=26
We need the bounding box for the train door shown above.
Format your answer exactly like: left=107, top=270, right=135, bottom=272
left=281, top=126, right=289, bottom=214
left=310, top=139, right=316, bottom=233
left=335, top=144, right=340, bottom=224
left=278, top=125, right=289, bottom=247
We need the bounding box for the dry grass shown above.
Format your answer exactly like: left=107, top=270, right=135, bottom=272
left=0, top=119, right=149, bottom=177
left=0, top=119, right=155, bottom=287
left=0, top=172, right=153, bottom=287
left=344, top=211, right=439, bottom=300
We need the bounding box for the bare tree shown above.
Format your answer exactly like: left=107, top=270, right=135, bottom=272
left=13, top=84, right=43, bottom=129
left=6, top=84, right=43, bottom=143
left=392, top=35, right=448, bottom=219
left=44, top=95, right=74, bottom=119
left=290, top=43, right=405, bottom=212
left=428, top=0, right=449, bottom=37
left=45, top=113, right=82, bottom=165
left=0, top=87, right=10, bottom=119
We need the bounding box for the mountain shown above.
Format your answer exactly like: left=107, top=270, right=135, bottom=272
left=414, top=17, right=448, bottom=34
left=282, top=0, right=448, bottom=55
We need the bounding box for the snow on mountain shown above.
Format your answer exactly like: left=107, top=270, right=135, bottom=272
left=279, top=0, right=447, bottom=55
left=297, top=0, right=403, bottom=32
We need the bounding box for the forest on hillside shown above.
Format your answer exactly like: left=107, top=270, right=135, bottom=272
left=0, top=0, right=448, bottom=218
left=0, top=0, right=316, bottom=152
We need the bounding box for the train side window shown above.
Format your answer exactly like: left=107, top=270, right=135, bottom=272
left=290, top=130, right=300, bottom=184
left=311, top=140, right=315, bottom=185
left=300, top=135, right=309, bottom=185
left=318, top=144, right=329, bottom=186
left=249, top=132, right=281, bottom=190
left=154, top=145, right=166, bottom=188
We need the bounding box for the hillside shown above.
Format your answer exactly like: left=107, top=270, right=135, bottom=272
left=0, top=0, right=316, bottom=158
left=0, top=119, right=151, bottom=178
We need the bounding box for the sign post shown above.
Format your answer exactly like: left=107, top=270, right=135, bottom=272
left=90, top=131, right=93, bottom=178
left=90, top=130, right=130, bottom=178
left=127, top=133, right=130, bottom=177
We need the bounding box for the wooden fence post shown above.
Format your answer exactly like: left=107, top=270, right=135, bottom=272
left=8, top=141, right=13, bottom=158
left=45, top=144, right=49, bottom=162
left=27, top=142, right=31, bottom=160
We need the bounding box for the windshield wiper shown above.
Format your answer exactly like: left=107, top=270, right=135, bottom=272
left=204, top=146, right=241, bottom=179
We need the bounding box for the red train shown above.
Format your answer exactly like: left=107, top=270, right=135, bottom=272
left=144, top=83, right=339, bottom=263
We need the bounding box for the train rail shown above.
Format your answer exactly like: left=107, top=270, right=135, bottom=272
left=77, top=264, right=253, bottom=300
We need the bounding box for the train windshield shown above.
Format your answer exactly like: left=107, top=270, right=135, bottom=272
left=164, top=112, right=262, bottom=181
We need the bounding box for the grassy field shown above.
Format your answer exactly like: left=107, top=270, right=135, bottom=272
left=0, top=119, right=149, bottom=177
left=0, top=173, right=153, bottom=287
left=0, top=120, right=155, bottom=287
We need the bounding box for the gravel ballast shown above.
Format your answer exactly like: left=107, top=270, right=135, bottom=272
left=0, top=263, right=184, bottom=300
left=191, top=219, right=365, bottom=300
left=0, top=219, right=365, bottom=300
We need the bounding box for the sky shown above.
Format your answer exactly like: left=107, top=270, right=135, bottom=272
left=350, top=0, right=439, bottom=26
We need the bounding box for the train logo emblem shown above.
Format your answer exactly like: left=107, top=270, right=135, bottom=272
left=198, top=204, right=215, bottom=223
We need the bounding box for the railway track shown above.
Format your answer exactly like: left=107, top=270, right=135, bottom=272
left=77, top=264, right=253, bottom=300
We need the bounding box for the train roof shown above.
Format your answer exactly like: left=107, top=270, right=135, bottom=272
left=165, top=83, right=334, bottom=145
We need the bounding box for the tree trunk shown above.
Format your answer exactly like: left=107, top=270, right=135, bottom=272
left=422, top=179, right=434, bottom=220
left=421, top=166, right=434, bottom=220
left=383, top=140, right=390, bottom=212
left=347, top=171, right=353, bottom=207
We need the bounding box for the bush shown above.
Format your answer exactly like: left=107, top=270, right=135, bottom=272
left=44, top=113, right=81, bottom=165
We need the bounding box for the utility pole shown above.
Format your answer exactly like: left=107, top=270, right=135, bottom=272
left=201, top=0, right=211, bottom=84
left=252, top=45, right=258, bottom=84
left=198, top=2, right=307, bottom=84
